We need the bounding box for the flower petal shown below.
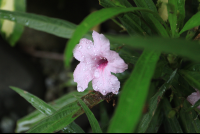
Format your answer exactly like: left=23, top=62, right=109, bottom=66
left=92, top=30, right=110, bottom=54
left=106, top=50, right=128, bottom=73
left=73, top=38, right=96, bottom=63
left=187, top=90, right=200, bottom=109
left=73, top=63, right=94, bottom=92
left=92, top=67, right=120, bottom=95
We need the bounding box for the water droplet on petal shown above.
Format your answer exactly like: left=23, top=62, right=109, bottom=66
left=112, top=87, right=114, bottom=90
left=87, top=46, right=91, bottom=49
left=100, top=37, right=102, bottom=40
left=79, top=45, right=82, bottom=49
left=77, top=86, right=83, bottom=92
left=94, top=70, right=100, bottom=78
left=83, top=68, right=85, bottom=71
left=103, top=90, right=106, bottom=93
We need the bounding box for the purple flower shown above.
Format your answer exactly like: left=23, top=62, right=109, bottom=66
left=73, top=31, right=128, bottom=95
left=187, top=89, right=200, bottom=109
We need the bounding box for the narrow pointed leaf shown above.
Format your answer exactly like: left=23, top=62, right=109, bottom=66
left=179, top=11, right=200, bottom=34
left=10, top=86, right=55, bottom=116
left=107, top=35, right=200, bottom=62
left=26, top=91, right=103, bottom=133
left=108, top=50, right=160, bottom=133
left=145, top=106, right=163, bottom=133
left=100, top=0, right=152, bottom=36
left=177, top=0, right=185, bottom=29
left=168, top=0, right=178, bottom=37
left=137, top=69, right=177, bottom=132
left=186, top=99, right=200, bottom=112
left=74, top=95, right=102, bottom=133
left=16, top=90, right=90, bottom=133
left=163, top=98, right=183, bottom=133
left=133, top=0, right=170, bottom=37
left=179, top=70, right=200, bottom=91
left=174, top=96, right=200, bottom=133
left=0, top=9, right=82, bottom=39
left=133, top=0, right=157, bottom=12
left=10, top=86, right=84, bottom=133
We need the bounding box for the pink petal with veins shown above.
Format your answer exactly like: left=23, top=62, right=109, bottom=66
left=187, top=89, right=200, bottom=109
left=73, top=30, right=128, bottom=95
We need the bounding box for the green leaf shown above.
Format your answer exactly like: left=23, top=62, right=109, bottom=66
left=0, top=9, right=85, bottom=39
left=99, top=0, right=151, bottom=36
left=133, top=0, right=157, bottom=12
left=106, top=35, right=200, bottom=62
left=179, top=70, right=200, bottom=91
left=145, top=105, right=163, bottom=133
left=118, top=13, right=146, bottom=36
left=163, top=98, right=183, bottom=133
left=64, top=7, right=168, bottom=67
left=185, top=27, right=199, bottom=40
left=119, top=54, right=138, bottom=65
left=100, top=103, right=109, bottom=132
left=74, top=95, right=102, bottom=133
left=62, top=122, right=85, bottom=133
left=179, top=11, right=200, bottom=34
left=184, top=63, right=200, bottom=72
left=133, top=0, right=170, bottom=37
left=177, top=0, right=185, bottom=29
left=186, top=99, right=200, bottom=112
left=10, top=86, right=55, bottom=116
left=108, top=50, right=160, bottom=133
left=0, top=0, right=25, bottom=46
left=10, top=86, right=84, bottom=133
left=15, top=90, right=90, bottom=133
left=26, top=91, right=103, bottom=133
left=137, top=69, right=177, bottom=133
left=174, top=96, right=200, bottom=133
left=168, top=0, right=178, bottom=37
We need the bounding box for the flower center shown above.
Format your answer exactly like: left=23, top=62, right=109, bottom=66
left=97, top=57, right=108, bottom=69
